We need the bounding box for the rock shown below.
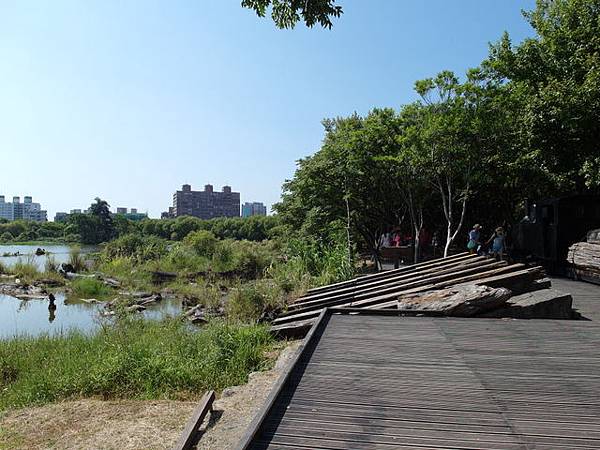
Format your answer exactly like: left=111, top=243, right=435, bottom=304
left=395, top=284, right=512, bottom=317
left=34, top=278, right=65, bottom=288
left=139, top=294, right=162, bottom=306
left=221, top=387, right=237, bottom=398
left=126, top=304, right=146, bottom=313
left=102, top=277, right=121, bottom=288
left=80, top=298, right=101, bottom=304
left=478, top=288, right=573, bottom=319
left=59, top=263, right=75, bottom=274
left=35, top=248, right=46, bottom=256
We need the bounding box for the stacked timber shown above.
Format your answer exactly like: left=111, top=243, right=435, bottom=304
left=272, top=253, right=574, bottom=336
left=568, top=240, right=600, bottom=284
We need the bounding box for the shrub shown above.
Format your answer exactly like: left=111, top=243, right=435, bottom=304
left=0, top=260, right=7, bottom=275
left=0, top=232, right=13, bottom=242
left=183, top=230, right=218, bottom=257
left=44, top=255, right=59, bottom=273
left=70, top=277, right=112, bottom=298
left=68, top=248, right=88, bottom=273
left=227, top=281, right=283, bottom=322
left=0, top=318, right=273, bottom=410
left=103, top=234, right=167, bottom=263
left=12, top=257, right=38, bottom=280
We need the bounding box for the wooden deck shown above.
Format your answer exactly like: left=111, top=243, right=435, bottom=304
left=552, top=277, right=600, bottom=321
left=238, top=309, right=600, bottom=449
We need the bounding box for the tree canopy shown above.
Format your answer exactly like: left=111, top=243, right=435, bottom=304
left=275, top=0, right=600, bottom=260
left=241, top=0, right=342, bottom=28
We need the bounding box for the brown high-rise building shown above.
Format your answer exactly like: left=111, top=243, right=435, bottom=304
left=171, top=184, right=240, bottom=219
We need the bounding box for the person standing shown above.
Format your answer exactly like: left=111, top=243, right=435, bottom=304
left=487, top=226, right=506, bottom=260
left=467, top=224, right=481, bottom=254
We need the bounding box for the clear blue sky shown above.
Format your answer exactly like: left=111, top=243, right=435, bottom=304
left=0, top=0, right=536, bottom=219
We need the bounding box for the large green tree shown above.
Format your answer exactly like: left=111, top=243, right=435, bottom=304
left=483, top=0, right=600, bottom=193
left=275, top=109, right=405, bottom=259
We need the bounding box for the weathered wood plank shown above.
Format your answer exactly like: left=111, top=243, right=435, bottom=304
left=172, top=390, right=215, bottom=450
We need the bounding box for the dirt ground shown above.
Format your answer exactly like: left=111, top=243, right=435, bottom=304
left=0, top=342, right=300, bottom=450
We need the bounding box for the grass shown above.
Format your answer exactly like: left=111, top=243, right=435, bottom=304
left=44, top=255, right=59, bottom=273
left=0, top=318, right=274, bottom=411
left=70, top=278, right=113, bottom=299
left=11, top=257, right=38, bottom=282
left=68, top=248, right=87, bottom=273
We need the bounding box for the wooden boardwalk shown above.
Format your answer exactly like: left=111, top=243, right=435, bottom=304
left=238, top=310, right=600, bottom=449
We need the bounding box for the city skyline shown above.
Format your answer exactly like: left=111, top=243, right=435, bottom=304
left=1, top=1, right=536, bottom=219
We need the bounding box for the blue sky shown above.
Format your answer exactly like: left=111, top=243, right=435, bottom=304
left=0, top=0, right=536, bottom=219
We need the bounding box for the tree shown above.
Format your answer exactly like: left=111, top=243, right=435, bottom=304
left=483, top=0, right=600, bottom=194
left=275, top=109, right=406, bottom=260
left=241, top=0, right=343, bottom=28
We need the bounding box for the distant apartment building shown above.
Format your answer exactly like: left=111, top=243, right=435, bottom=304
left=170, top=184, right=240, bottom=219
left=114, top=207, right=147, bottom=221
left=0, top=195, right=47, bottom=222
left=70, top=209, right=83, bottom=214
left=54, top=212, right=69, bottom=222
left=242, top=202, right=267, bottom=217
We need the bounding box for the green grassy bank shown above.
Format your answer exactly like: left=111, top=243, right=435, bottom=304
left=0, top=318, right=274, bottom=411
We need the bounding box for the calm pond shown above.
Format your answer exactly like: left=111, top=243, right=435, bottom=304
left=0, top=243, right=98, bottom=271
left=0, top=244, right=185, bottom=338
left=0, top=293, right=185, bottom=339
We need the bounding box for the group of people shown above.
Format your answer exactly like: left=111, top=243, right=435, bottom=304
left=379, top=228, right=433, bottom=249
left=467, top=224, right=507, bottom=259
left=378, top=223, right=508, bottom=260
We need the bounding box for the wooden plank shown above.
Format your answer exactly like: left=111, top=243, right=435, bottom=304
left=243, top=311, right=600, bottom=449
left=172, top=390, right=216, bottom=450
left=304, top=252, right=472, bottom=295
left=235, top=309, right=329, bottom=450
left=273, top=264, right=529, bottom=327
left=288, top=256, right=494, bottom=309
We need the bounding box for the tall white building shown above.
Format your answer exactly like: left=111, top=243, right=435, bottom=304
left=0, top=195, right=47, bottom=222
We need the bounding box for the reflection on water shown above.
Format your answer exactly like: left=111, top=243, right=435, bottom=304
left=0, top=293, right=184, bottom=339
left=0, top=244, right=98, bottom=271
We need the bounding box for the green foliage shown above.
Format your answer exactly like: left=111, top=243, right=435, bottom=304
left=0, top=318, right=274, bottom=410
left=241, top=0, right=343, bottom=29
left=184, top=230, right=218, bottom=257
left=275, top=109, right=404, bottom=256
left=44, top=255, right=59, bottom=273
left=68, top=248, right=88, bottom=273
left=0, top=231, right=13, bottom=242
left=483, top=0, right=600, bottom=194
left=0, top=260, right=7, bottom=275
left=103, top=234, right=168, bottom=263
left=141, top=215, right=281, bottom=242
left=12, top=257, right=38, bottom=281
left=70, top=278, right=112, bottom=298
left=67, top=198, right=115, bottom=244
left=227, top=280, right=283, bottom=322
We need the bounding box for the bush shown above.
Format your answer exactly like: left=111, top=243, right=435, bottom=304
left=12, top=257, right=38, bottom=280
left=0, top=232, right=13, bottom=242
left=70, top=278, right=113, bottom=298
left=0, top=318, right=274, bottom=410
left=68, top=248, right=88, bottom=273
left=44, top=255, right=59, bottom=273
left=103, top=234, right=167, bottom=263
left=227, top=281, right=283, bottom=322
left=183, top=230, right=218, bottom=257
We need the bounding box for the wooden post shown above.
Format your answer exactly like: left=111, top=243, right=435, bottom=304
left=172, top=390, right=216, bottom=450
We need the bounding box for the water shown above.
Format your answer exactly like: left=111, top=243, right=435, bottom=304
left=0, top=293, right=185, bottom=339
left=0, top=244, right=98, bottom=271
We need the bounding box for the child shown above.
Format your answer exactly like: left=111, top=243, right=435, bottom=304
left=487, top=226, right=506, bottom=260
left=467, top=224, right=481, bottom=254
